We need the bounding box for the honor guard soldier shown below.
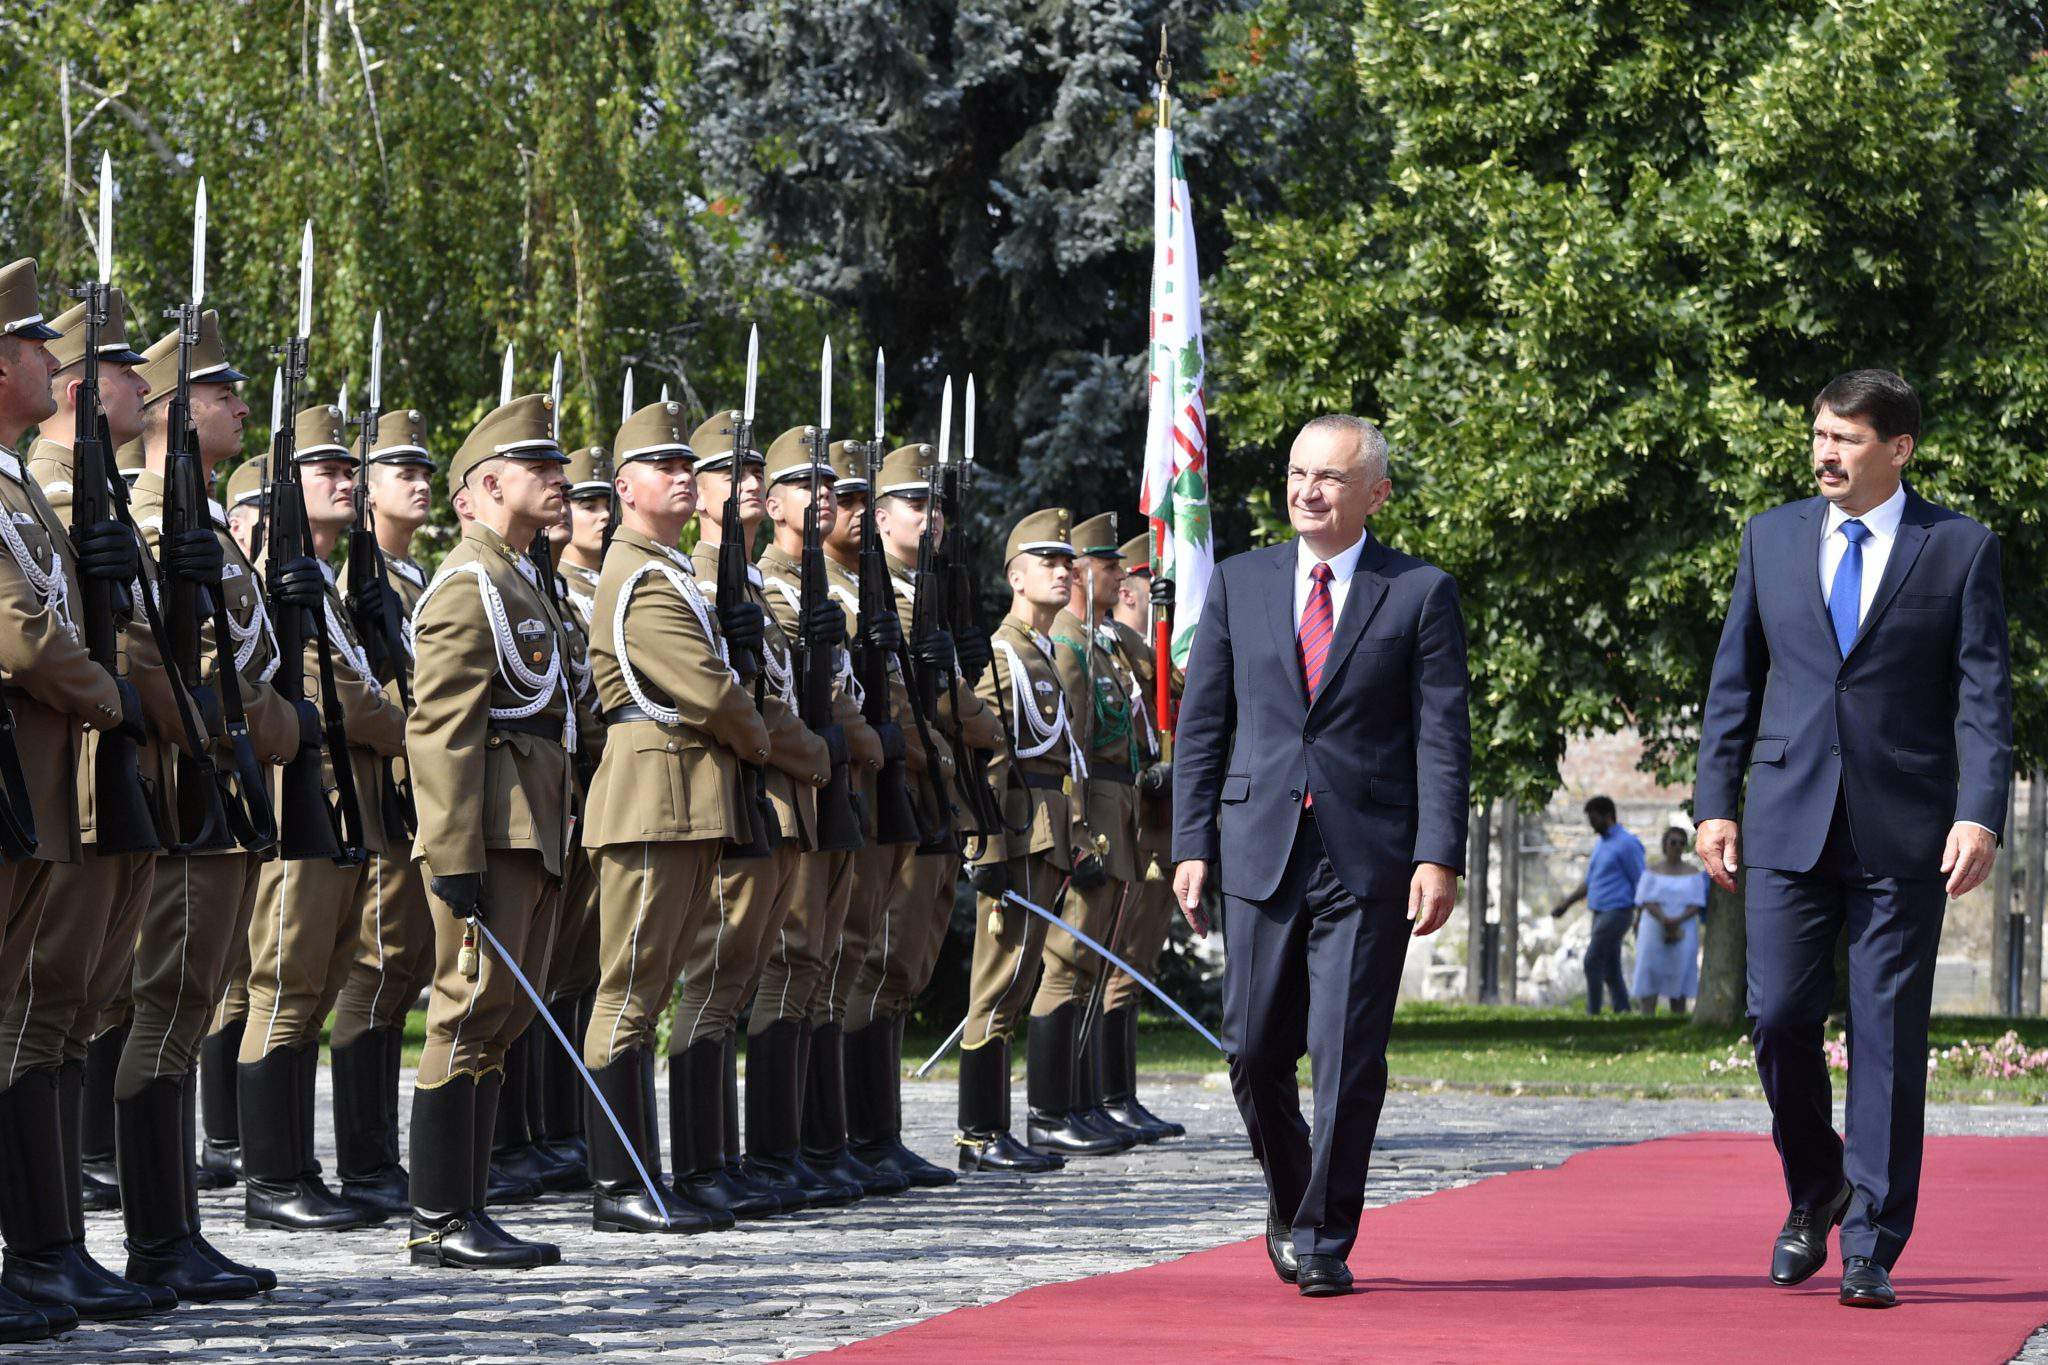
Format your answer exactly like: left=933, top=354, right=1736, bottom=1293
left=404, top=393, right=576, bottom=1270
left=1095, top=532, right=1183, bottom=1139
left=223, top=457, right=267, bottom=560
left=126, top=314, right=302, bottom=1301
left=849, top=441, right=1003, bottom=1185
left=743, top=425, right=889, bottom=1206
left=116, top=436, right=144, bottom=489
left=0, top=259, right=156, bottom=1330
left=1032, top=513, right=1144, bottom=1154
left=327, top=407, right=436, bottom=1214
left=581, top=399, right=769, bottom=1235
left=237, top=403, right=408, bottom=1233
left=956, top=508, right=1095, bottom=1173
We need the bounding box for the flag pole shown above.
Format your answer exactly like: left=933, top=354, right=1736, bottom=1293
left=1152, top=26, right=1178, bottom=747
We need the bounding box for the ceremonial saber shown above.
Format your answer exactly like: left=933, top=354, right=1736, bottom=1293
left=468, top=915, right=670, bottom=1225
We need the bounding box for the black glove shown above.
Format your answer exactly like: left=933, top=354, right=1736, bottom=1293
left=272, top=556, right=326, bottom=612
left=72, top=520, right=138, bottom=584
left=1071, top=850, right=1110, bottom=892
left=1138, top=762, right=1172, bottom=795
left=430, top=872, right=483, bottom=920
left=913, top=627, right=956, bottom=678
left=292, top=699, right=322, bottom=753
left=817, top=722, right=849, bottom=770
left=863, top=608, right=903, bottom=657
left=188, top=683, right=224, bottom=739
left=1150, top=575, right=1173, bottom=610
left=966, top=861, right=1012, bottom=898
left=350, top=577, right=393, bottom=627
left=112, top=677, right=147, bottom=744
left=873, top=720, right=906, bottom=764
left=719, top=598, right=764, bottom=660
left=956, top=626, right=993, bottom=685
left=804, top=597, right=846, bottom=651
left=163, top=527, right=224, bottom=586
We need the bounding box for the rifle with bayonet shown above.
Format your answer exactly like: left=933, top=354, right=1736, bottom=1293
left=157, top=176, right=276, bottom=854
left=852, top=350, right=925, bottom=847
left=929, top=375, right=1008, bottom=848
left=346, top=310, right=416, bottom=841
left=715, top=326, right=775, bottom=858
left=268, top=221, right=365, bottom=863
left=901, top=381, right=960, bottom=855
left=796, top=338, right=863, bottom=853
left=528, top=351, right=575, bottom=651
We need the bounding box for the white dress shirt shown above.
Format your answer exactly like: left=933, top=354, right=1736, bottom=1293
left=1295, top=532, right=1369, bottom=629
left=1818, top=482, right=1906, bottom=627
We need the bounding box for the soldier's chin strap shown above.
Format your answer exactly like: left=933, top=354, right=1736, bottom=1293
left=467, top=914, right=670, bottom=1226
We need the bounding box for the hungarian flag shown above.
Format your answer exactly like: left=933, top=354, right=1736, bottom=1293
left=1139, top=89, right=1212, bottom=687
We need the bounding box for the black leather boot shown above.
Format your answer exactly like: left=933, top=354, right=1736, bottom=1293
left=1103, top=1007, right=1182, bottom=1138
left=588, top=1050, right=713, bottom=1233
left=177, top=1074, right=274, bottom=1291
left=487, top=1028, right=552, bottom=1200
left=0, top=1281, right=58, bottom=1344
left=744, top=1021, right=857, bottom=1207
left=1024, top=1006, right=1130, bottom=1155
left=0, top=1071, right=159, bottom=1320
left=197, top=1022, right=243, bottom=1188
left=79, top=1027, right=125, bottom=1211
left=470, top=1072, right=559, bottom=1264
left=241, top=1045, right=382, bottom=1231
left=722, top=1031, right=805, bottom=1213
left=640, top=1045, right=730, bottom=1230
left=669, top=1038, right=778, bottom=1218
left=535, top=996, right=590, bottom=1186
left=116, top=1078, right=259, bottom=1301
left=845, top=1015, right=953, bottom=1187
left=801, top=1022, right=905, bottom=1196
left=56, top=1063, right=174, bottom=1311
left=882, top=1014, right=956, bottom=1186
left=956, top=1038, right=1062, bottom=1173
left=407, top=1075, right=550, bottom=1270
left=1073, top=1009, right=1152, bottom=1146
left=332, top=1031, right=408, bottom=1214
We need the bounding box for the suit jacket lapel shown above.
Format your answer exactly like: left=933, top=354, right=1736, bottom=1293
left=1801, top=499, right=1836, bottom=647
left=1268, top=544, right=1308, bottom=710
left=1308, top=536, right=1389, bottom=717
left=1845, top=491, right=1932, bottom=661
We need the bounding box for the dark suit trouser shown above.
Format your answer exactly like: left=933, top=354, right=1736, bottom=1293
left=1222, top=811, right=1407, bottom=1261
left=1745, top=804, right=1945, bottom=1270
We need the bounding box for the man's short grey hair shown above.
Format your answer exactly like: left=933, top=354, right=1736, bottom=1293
left=1297, top=413, right=1390, bottom=485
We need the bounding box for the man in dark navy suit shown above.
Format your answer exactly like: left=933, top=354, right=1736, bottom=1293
left=1694, top=369, right=2011, bottom=1310
left=1172, top=415, right=1470, bottom=1298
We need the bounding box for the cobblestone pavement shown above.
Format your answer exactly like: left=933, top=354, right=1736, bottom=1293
left=34, top=1073, right=2048, bottom=1362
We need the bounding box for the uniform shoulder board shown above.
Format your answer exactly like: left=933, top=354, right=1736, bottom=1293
left=515, top=617, right=546, bottom=639
left=1034, top=679, right=1056, bottom=695
left=223, top=563, right=244, bottom=581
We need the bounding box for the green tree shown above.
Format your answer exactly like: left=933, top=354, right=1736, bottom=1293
left=1208, top=0, right=2048, bottom=1023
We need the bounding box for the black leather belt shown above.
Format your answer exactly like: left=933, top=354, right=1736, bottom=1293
left=489, top=717, right=561, bottom=741
left=1091, top=764, right=1134, bottom=786
left=1020, top=771, right=1067, bottom=791
left=603, top=704, right=661, bottom=725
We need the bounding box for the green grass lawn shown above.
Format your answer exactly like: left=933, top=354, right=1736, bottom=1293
left=349, top=1003, right=2048, bottom=1105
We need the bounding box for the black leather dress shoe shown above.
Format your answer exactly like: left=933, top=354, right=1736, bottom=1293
left=1025, top=1111, right=1128, bottom=1156
left=1296, top=1254, right=1353, bottom=1298
left=1771, top=1183, right=1851, bottom=1285
left=1265, top=1202, right=1298, bottom=1285
left=246, top=1177, right=386, bottom=1232
left=957, top=1130, right=1065, bottom=1174
left=1839, top=1257, right=1896, bottom=1308
left=197, top=1141, right=242, bottom=1190
left=407, top=1214, right=551, bottom=1271
left=340, top=1165, right=412, bottom=1217
left=124, top=1237, right=260, bottom=1302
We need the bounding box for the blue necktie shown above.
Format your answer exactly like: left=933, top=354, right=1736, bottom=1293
left=1830, top=519, right=1871, bottom=657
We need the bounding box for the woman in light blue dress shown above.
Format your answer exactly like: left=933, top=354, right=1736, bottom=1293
left=1632, top=828, right=1705, bottom=1015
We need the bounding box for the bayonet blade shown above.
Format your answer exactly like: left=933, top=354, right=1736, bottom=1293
left=820, top=336, right=832, bottom=433
left=271, top=367, right=283, bottom=436
left=191, top=178, right=208, bottom=306
left=369, top=311, right=383, bottom=412
left=339, top=382, right=350, bottom=424
left=938, top=376, right=953, bottom=467
left=296, top=220, right=313, bottom=338
left=660, top=384, right=670, bottom=404
left=499, top=344, right=515, bottom=407
left=96, top=152, right=113, bottom=286
left=621, top=368, right=634, bottom=424
left=966, top=374, right=977, bottom=465
left=743, top=324, right=758, bottom=424
left=873, top=348, right=885, bottom=447
left=550, top=351, right=563, bottom=444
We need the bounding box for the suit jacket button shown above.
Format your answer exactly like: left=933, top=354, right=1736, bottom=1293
left=1305, top=733, right=1318, bottom=744
left=1830, top=744, right=1840, bottom=755
left=1289, top=788, right=1300, bottom=801
left=1837, top=681, right=1848, bottom=692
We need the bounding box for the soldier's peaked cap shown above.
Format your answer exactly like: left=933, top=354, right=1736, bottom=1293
left=827, top=439, right=870, bottom=496
left=763, top=426, right=834, bottom=486
left=613, top=400, right=693, bottom=467
left=138, top=310, right=248, bottom=405
left=450, top=393, right=567, bottom=488
left=226, top=457, right=270, bottom=508
left=46, top=288, right=148, bottom=368
left=369, top=408, right=433, bottom=466
left=0, top=259, right=59, bottom=340
left=1117, top=532, right=1151, bottom=568
left=292, top=404, right=351, bottom=463
left=565, top=445, right=613, bottom=496
left=1071, top=512, right=1122, bottom=558
left=688, top=409, right=764, bottom=473
left=1004, top=507, right=1074, bottom=565
left=875, top=444, right=935, bottom=499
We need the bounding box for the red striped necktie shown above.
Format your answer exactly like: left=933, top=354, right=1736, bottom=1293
left=1298, top=562, right=1334, bottom=807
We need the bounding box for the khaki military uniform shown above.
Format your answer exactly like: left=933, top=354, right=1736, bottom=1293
left=1032, top=606, right=1141, bottom=1013
left=1104, top=618, right=1174, bottom=1014
left=409, top=520, right=578, bottom=1087
left=581, top=525, right=769, bottom=1071
left=547, top=557, right=605, bottom=1006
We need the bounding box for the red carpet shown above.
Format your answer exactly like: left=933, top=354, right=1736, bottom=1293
left=822, top=1134, right=2048, bottom=1363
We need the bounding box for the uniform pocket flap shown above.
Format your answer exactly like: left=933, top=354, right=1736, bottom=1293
left=1219, top=774, right=1251, bottom=803
left=1895, top=593, right=1949, bottom=611
left=1749, top=737, right=1788, bottom=765
left=1368, top=776, right=1416, bottom=806
left=1892, top=747, right=1946, bottom=776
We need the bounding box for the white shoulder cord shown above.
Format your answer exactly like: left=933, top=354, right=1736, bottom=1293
left=773, top=572, right=867, bottom=709
left=321, top=594, right=379, bottom=687
left=992, top=637, right=1085, bottom=779
left=0, top=494, right=75, bottom=639
left=613, top=546, right=734, bottom=726
left=225, top=585, right=282, bottom=683
left=412, top=560, right=576, bottom=753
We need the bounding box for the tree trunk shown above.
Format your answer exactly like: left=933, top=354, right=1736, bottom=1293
left=1499, top=798, right=1521, bottom=1006
left=1465, top=801, right=1492, bottom=1002
left=1694, top=876, right=1747, bottom=1028
left=2027, top=773, right=2045, bottom=1015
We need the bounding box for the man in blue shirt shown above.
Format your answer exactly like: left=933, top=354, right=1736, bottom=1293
left=1552, top=797, right=1645, bottom=1014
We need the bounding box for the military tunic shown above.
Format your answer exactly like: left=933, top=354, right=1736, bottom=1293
left=1104, top=618, right=1175, bottom=1015
left=580, top=526, right=769, bottom=1070
left=545, top=557, right=605, bottom=1007
left=408, top=521, right=577, bottom=1086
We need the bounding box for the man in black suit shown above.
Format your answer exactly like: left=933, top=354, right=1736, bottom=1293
left=1694, top=369, right=2011, bottom=1310
left=1173, top=415, right=1470, bottom=1298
